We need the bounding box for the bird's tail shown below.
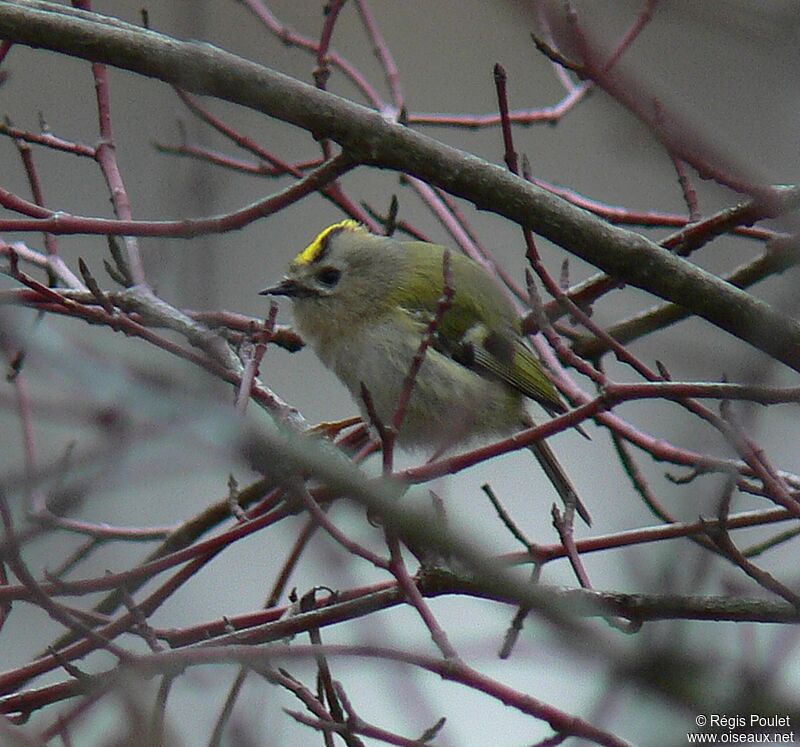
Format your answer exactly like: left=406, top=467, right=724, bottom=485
left=528, top=438, right=592, bottom=526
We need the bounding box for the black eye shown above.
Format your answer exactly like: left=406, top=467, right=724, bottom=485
left=316, top=267, right=341, bottom=287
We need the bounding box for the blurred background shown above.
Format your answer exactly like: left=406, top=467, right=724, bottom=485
left=1, top=1, right=799, bottom=744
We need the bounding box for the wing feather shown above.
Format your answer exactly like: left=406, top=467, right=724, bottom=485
left=454, top=324, right=565, bottom=413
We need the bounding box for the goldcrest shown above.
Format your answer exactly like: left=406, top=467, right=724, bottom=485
left=262, top=220, right=589, bottom=523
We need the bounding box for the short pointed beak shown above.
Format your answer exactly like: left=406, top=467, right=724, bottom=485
left=259, top=278, right=300, bottom=297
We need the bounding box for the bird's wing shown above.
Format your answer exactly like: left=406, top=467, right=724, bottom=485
left=456, top=324, right=566, bottom=414
left=393, top=244, right=566, bottom=413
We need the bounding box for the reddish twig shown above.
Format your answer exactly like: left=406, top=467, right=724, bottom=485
left=704, top=483, right=800, bottom=608
left=373, top=249, right=455, bottom=469
left=354, top=0, right=403, bottom=111
left=0, top=500, right=294, bottom=698
left=0, top=494, right=132, bottom=664
left=555, top=1, right=774, bottom=199
left=239, top=0, right=385, bottom=108
left=0, top=119, right=95, bottom=158
left=386, top=531, right=459, bottom=660
left=155, top=138, right=322, bottom=177
left=234, top=307, right=276, bottom=413
left=0, top=153, right=357, bottom=237
left=71, top=1, right=147, bottom=286
left=670, top=156, right=701, bottom=222
left=394, top=252, right=455, bottom=437
left=105, top=645, right=640, bottom=746
left=288, top=479, right=390, bottom=571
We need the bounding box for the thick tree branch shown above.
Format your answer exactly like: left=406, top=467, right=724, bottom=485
left=2, top=1, right=800, bottom=372
left=160, top=576, right=800, bottom=651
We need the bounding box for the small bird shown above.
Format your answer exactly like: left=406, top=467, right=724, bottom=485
left=261, top=220, right=590, bottom=524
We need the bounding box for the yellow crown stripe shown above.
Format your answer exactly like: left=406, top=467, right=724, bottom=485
left=293, top=220, right=366, bottom=265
